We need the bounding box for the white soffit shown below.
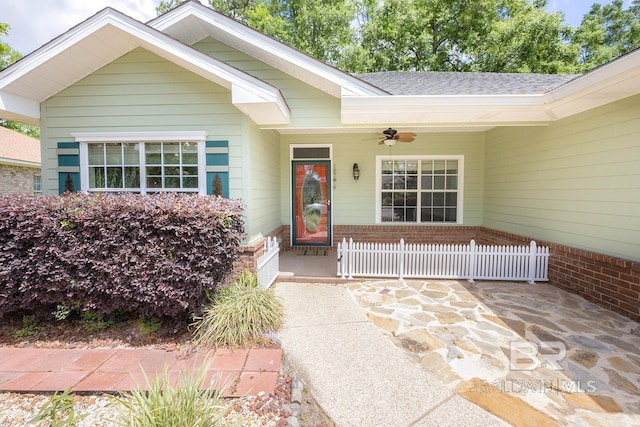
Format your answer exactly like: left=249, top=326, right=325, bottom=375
left=341, top=94, right=553, bottom=125
left=0, top=8, right=290, bottom=125
left=149, top=1, right=386, bottom=98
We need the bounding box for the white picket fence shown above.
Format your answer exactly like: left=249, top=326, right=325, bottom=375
left=257, top=236, right=279, bottom=288
left=337, top=238, right=549, bottom=283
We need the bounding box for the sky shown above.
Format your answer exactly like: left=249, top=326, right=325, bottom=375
left=0, top=0, right=635, bottom=56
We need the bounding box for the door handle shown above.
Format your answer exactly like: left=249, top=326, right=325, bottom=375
left=326, top=200, right=331, bottom=206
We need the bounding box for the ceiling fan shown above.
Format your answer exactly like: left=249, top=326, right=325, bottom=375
left=378, top=128, right=416, bottom=146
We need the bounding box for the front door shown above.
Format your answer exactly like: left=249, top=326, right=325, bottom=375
left=292, top=161, right=331, bottom=246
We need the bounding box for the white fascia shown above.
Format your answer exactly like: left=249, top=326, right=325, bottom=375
left=0, top=158, right=40, bottom=168
left=542, top=50, right=640, bottom=119
left=0, top=91, right=40, bottom=122
left=71, top=131, right=208, bottom=142
left=150, top=2, right=385, bottom=98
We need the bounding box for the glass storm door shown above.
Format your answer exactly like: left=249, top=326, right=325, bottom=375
left=292, top=161, right=331, bottom=246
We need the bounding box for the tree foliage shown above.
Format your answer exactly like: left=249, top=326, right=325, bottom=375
left=572, top=0, right=640, bottom=72
left=0, top=23, right=21, bottom=70
left=1, top=23, right=40, bottom=139
left=156, top=0, right=640, bottom=74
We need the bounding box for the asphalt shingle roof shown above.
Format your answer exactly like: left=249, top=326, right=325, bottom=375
left=354, top=71, right=580, bottom=95
left=0, top=126, right=40, bottom=164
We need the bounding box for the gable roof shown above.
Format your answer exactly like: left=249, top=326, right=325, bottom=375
left=0, top=126, right=40, bottom=167
left=0, top=6, right=290, bottom=125
left=355, top=72, right=579, bottom=96
left=149, top=0, right=386, bottom=98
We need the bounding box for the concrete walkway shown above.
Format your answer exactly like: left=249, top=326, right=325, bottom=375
left=275, top=281, right=506, bottom=427
left=0, top=347, right=281, bottom=397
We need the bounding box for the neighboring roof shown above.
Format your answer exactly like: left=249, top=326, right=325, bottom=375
left=355, top=72, right=580, bottom=96
left=0, top=126, right=40, bottom=167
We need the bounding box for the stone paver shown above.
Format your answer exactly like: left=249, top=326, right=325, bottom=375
left=349, top=279, right=640, bottom=426
left=0, top=347, right=282, bottom=397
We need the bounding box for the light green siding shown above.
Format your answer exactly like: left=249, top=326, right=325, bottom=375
left=280, top=132, right=485, bottom=226
left=484, top=95, right=640, bottom=262
left=243, top=118, right=281, bottom=242
left=40, top=48, right=243, bottom=195
left=192, top=38, right=341, bottom=129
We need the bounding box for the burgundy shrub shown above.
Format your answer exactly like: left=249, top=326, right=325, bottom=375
left=0, top=193, right=245, bottom=318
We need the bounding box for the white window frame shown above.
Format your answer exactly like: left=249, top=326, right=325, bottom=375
left=33, top=174, right=42, bottom=195
left=73, top=131, right=207, bottom=195
left=375, top=155, right=464, bottom=224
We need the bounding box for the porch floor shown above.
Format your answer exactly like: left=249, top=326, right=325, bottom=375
left=278, top=248, right=338, bottom=278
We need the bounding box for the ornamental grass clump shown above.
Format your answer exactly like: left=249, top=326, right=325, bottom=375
left=192, top=270, right=284, bottom=348
left=114, top=366, right=226, bottom=427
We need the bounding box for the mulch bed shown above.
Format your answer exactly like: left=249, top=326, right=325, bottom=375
left=0, top=313, right=194, bottom=349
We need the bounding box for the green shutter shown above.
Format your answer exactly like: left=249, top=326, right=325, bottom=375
left=57, top=142, right=80, bottom=194
left=205, top=140, right=229, bottom=198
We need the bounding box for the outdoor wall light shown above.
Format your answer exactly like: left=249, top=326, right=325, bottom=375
left=352, top=163, right=360, bottom=182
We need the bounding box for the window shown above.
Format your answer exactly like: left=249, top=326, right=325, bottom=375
left=88, top=143, right=140, bottom=190
left=75, top=132, right=207, bottom=194
left=33, top=175, right=42, bottom=195
left=145, top=142, right=199, bottom=191
left=377, top=156, right=463, bottom=223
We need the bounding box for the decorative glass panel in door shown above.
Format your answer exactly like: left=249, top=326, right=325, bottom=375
left=292, top=161, right=331, bottom=246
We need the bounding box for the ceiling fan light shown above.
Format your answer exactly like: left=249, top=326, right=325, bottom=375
left=383, top=139, right=396, bottom=147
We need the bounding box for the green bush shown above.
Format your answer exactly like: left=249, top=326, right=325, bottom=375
left=114, top=366, right=226, bottom=427
left=192, top=270, right=284, bottom=348
left=13, top=314, right=39, bottom=338
left=0, top=193, right=244, bottom=319
left=30, top=388, right=86, bottom=427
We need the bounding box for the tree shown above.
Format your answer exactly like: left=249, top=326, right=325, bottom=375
left=0, top=23, right=40, bottom=139
left=157, top=0, right=359, bottom=69
left=573, top=0, right=640, bottom=72
left=0, top=23, right=21, bottom=69
left=156, top=0, right=187, bottom=15
left=359, top=0, right=579, bottom=72
left=474, top=0, right=579, bottom=73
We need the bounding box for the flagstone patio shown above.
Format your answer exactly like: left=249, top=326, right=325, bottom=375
left=348, top=279, right=640, bottom=427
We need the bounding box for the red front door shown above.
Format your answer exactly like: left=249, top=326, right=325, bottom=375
left=292, top=161, right=331, bottom=246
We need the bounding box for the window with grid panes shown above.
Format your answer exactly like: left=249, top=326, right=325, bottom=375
left=379, top=157, right=461, bottom=223
left=86, top=141, right=199, bottom=192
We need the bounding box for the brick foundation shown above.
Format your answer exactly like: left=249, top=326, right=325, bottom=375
left=333, top=225, right=482, bottom=246
left=237, top=226, right=287, bottom=276
left=251, top=224, right=640, bottom=322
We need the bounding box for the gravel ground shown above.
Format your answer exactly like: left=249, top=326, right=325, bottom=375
left=0, top=378, right=291, bottom=426
left=0, top=362, right=333, bottom=427
left=0, top=316, right=334, bottom=426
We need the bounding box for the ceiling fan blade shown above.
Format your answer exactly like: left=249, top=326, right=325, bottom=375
left=397, top=133, right=416, bottom=142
